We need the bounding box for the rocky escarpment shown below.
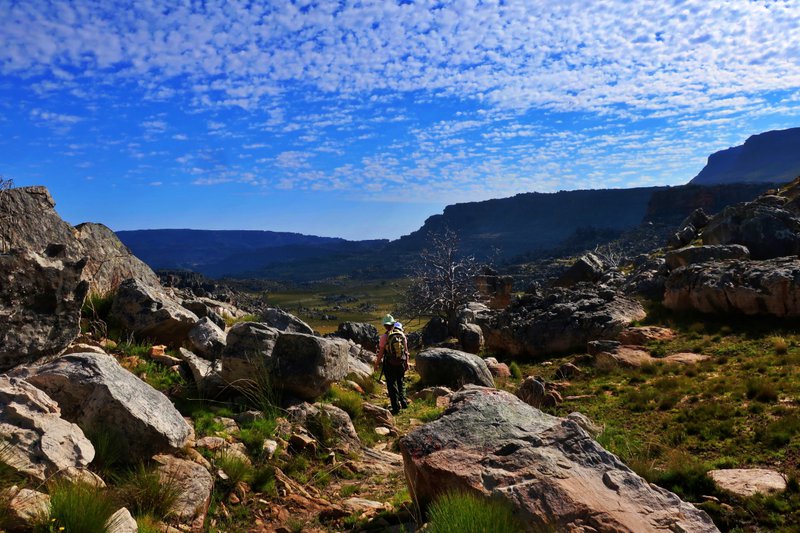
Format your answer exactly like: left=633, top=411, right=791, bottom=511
left=664, top=257, right=800, bottom=317
left=400, top=387, right=718, bottom=532
left=475, top=286, right=646, bottom=358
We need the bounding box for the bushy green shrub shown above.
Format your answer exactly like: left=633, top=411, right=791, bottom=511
left=426, top=491, right=524, bottom=533
left=746, top=379, right=779, bottom=403
left=508, top=362, right=523, bottom=380
left=325, top=386, right=363, bottom=420
left=38, top=482, right=117, bottom=533
left=216, top=452, right=253, bottom=490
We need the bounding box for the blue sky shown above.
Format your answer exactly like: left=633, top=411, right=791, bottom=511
left=2, top=0, right=800, bottom=240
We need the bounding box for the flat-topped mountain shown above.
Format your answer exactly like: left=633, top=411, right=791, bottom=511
left=690, top=127, right=800, bottom=185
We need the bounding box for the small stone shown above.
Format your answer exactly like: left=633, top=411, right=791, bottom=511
left=374, top=426, right=391, bottom=436
left=148, top=345, right=167, bottom=356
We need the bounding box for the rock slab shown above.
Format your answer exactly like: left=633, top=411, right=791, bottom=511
left=15, top=352, right=192, bottom=459
left=400, top=387, right=718, bottom=533
left=110, top=278, right=198, bottom=345
left=709, top=468, right=787, bottom=497
left=415, top=348, right=494, bottom=389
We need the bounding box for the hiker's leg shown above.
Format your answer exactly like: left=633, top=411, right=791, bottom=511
left=385, top=365, right=401, bottom=413
left=398, top=369, right=408, bottom=409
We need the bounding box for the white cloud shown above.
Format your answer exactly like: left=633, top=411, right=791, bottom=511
left=30, top=108, right=81, bottom=124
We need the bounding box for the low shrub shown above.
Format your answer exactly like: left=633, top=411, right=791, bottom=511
left=306, top=410, right=338, bottom=449
left=508, top=362, right=523, bottom=380
left=216, top=452, right=253, bottom=490
left=746, top=379, right=779, bottom=403
left=645, top=451, right=715, bottom=500
left=38, top=481, right=117, bottom=533
left=426, top=491, right=525, bottom=533
left=771, top=336, right=789, bottom=355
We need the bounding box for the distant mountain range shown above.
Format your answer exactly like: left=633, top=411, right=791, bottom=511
left=117, top=127, right=798, bottom=281
left=690, top=127, right=800, bottom=185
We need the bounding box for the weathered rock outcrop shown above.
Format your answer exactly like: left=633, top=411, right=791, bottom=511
left=14, top=352, right=192, bottom=459
left=74, top=222, right=160, bottom=296
left=415, top=348, right=494, bottom=389
left=400, top=387, right=718, bottom=532
left=665, top=244, right=750, bottom=270
left=272, top=333, right=350, bottom=400
left=0, top=249, right=89, bottom=371
left=474, top=271, right=514, bottom=309
left=664, top=257, right=800, bottom=317
left=477, top=287, right=646, bottom=358
left=260, top=308, right=314, bottom=335
left=457, top=323, right=484, bottom=354
left=702, top=200, right=800, bottom=259
left=333, top=322, right=379, bottom=352
left=178, top=348, right=225, bottom=396
left=110, top=278, right=198, bottom=345
left=0, top=376, right=94, bottom=481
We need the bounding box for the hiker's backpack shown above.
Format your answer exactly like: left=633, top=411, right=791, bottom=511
left=385, top=329, right=407, bottom=366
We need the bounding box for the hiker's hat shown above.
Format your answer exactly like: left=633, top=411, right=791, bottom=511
left=394, top=322, right=403, bottom=331
left=382, top=314, right=395, bottom=325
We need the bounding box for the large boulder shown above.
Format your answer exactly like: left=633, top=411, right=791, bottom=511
left=272, top=333, right=350, bottom=400
left=664, top=257, right=800, bottom=317
left=0, top=376, right=95, bottom=482
left=110, top=278, right=198, bottom=345
left=400, top=387, right=718, bottom=532
left=333, top=322, right=379, bottom=352
left=0, top=248, right=88, bottom=372
left=665, top=244, right=750, bottom=270
left=477, top=286, right=646, bottom=358
left=702, top=200, right=800, bottom=259
left=457, top=323, right=484, bottom=354
left=259, top=308, right=314, bottom=334
left=554, top=252, right=605, bottom=287
left=220, top=322, right=280, bottom=386
left=415, top=348, right=494, bottom=389
left=421, top=316, right=450, bottom=345
left=74, top=222, right=161, bottom=296
left=177, top=348, right=225, bottom=396
left=0, top=187, right=92, bottom=371
left=13, top=352, right=192, bottom=459
left=621, top=256, right=668, bottom=300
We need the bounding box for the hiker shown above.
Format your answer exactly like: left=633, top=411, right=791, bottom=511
left=374, top=314, right=409, bottom=414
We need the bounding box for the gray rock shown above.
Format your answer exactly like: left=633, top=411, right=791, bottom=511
left=0, top=249, right=89, bottom=371
left=5, top=487, right=51, bottom=531
left=272, top=333, right=350, bottom=400
left=106, top=507, right=138, bottom=533
left=346, top=341, right=376, bottom=381
left=15, top=352, right=192, bottom=459
left=110, top=278, right=198, bottom=346
left=188, top=317, right=227, bottom=360
left=421, top=316, right=450, bottom=345
left=457, top=323, right=484, bottom=354
left=664, top=257, right=800, bottom=317
left=587, top=339, right=621, bottom=355
left=416, top=348, right=494, bottom=389
left=333, top=322, right=379, bottom=351
left=75, top=222, right=161, bottom=297
left=665, top=244, right=750, bottom=270
left=555, top=252, right=605, bottom=287
left=516, top=376, right=560, bottom=408
left=0, top=376, right=94, bottom=481
left=708, top=468, right=787, bottom=497
left=566, top=412, right=603, bottom=438
left=153, top=454, right=213, bottom=531
left=400, top=387, right=718, bottom=532
left=220, top=322, right=280, bottom=386
left=667, top=223, right=698, bottom=249
left=177, top=348, right=225, bottom=396
left=621, top=256, right=667, bottom=300
left=260, top=308, right=314, bottom=334
left=702, top=200, right=800, bottom=259
left=478, top=287, right=646, bottom=358
left=286, top=402, right=360, bottom=451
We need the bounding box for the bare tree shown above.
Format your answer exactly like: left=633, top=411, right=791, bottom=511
left=592, top=242, right=624, bottom=269
left=402, top=227, right=485, bottom=330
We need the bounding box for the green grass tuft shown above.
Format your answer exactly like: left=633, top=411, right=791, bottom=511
left=426, top=491, right=525, bottom=533
left=508, top=361, right=523, bottom=380
left=116, top=462, right=180, bottom=520
left=38, top=481, right=117, bottom=533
